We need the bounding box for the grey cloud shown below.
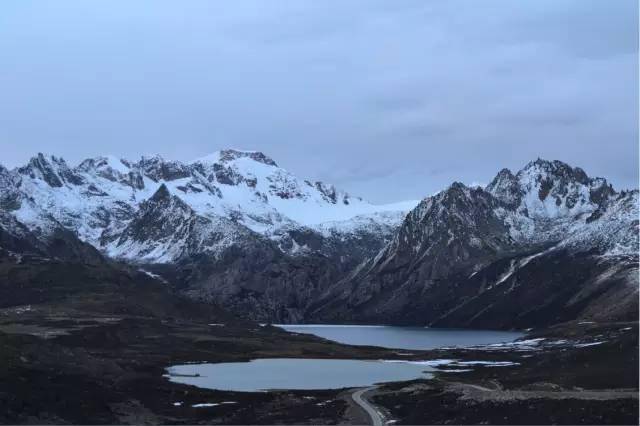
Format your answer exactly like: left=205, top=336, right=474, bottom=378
left=0, top=0, right=636, bottom=203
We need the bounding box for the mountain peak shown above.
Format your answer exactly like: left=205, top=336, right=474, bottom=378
left=492, top=167, right=515, bottom=181
left=448, top=181, right=468, bottom=190
left=150, top=183, right=171, bottom=202
left=519, top=158, right=590, bottom=185
left=486, top=168, right=521, bottom=208
left=193, top=149, right=278, bottom=167
left=439, top=181, right=474, bottom=199
left=18, top=153, right=83, bottom=187
left=140, top=153, right=164, bottom=162
left=77, top=155, right=130, bottom=174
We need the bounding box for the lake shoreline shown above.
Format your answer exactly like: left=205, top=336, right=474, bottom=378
left=1, top=299, right=637, bottom=424
left=275, top=324, right=524, bottom=350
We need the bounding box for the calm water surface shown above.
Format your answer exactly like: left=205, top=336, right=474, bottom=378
left=165, top=326, right=523, bottom=392
left=276, top=324, right=523, bottom=350
left=166, top=358, right=433, bottom=392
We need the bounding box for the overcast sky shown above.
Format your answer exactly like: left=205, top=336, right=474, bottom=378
left=0, top=0, right=637, bottom=203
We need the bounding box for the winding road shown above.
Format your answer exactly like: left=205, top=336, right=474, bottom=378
left=351, top=386, right=385, bottom=426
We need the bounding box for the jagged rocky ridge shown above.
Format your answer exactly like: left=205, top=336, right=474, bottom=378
left=0, top=154, right=637, bottom=326
left=309, top=160, right=638, bottom=327
left=3, top=151, right=415, bottom=257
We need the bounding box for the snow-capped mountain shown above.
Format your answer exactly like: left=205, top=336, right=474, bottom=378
left=0, top=149, right=419, bottom=322
left=310, top=159, right=638, bottom=327
left=485, top=159, right=631, bottom=250
left=0, top=154, right=636, bottom=326
left=3, top=150, right=418, bottom=263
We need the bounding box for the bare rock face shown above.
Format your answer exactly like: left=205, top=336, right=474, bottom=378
left=218, top=149, right=278, bottom=167
left=0, top=166, right=22, bottom=211
left=212, top=163, right=244, bottom=185
left=18, top=153, right=84, bottom=188
left=136, top=156, right=191, bottom=182
left=382, top=183, right=516, bottom=277
left=486, top=168, right=522, bottom=209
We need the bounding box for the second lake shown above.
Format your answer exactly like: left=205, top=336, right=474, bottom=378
left=276, top=324, right=524, bottom=350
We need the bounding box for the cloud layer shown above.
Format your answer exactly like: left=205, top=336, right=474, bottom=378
left=0, top=0, right=637, bottom=202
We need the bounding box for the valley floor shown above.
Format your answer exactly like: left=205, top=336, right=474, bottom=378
left=0, top=300, right=637, bottom=425
left=0, top=309, right=392, bottom=424
left=0, top=259, right=637, bottom=425
left=372, top=321, right=639, bottom=425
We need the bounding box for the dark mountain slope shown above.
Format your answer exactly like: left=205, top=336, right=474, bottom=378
left=310, top=160, right=638, bottom=328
